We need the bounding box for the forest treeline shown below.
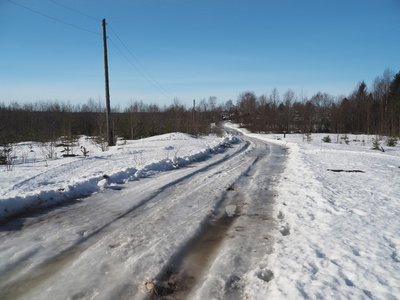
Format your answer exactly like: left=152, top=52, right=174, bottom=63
left=0, top=97, right=222, bottom=144
left=235, top=69, right=400, bottom=136
left=1, top=69, right=399, bottom=145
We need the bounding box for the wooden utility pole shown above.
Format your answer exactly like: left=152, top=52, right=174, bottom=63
left=192, top=99, right=196, bottom=134
left=102, top=18, right=114, bottom=146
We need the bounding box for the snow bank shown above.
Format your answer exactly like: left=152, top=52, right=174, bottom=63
left=234, top=128, right=400, bottom=299
left=0, top=133, right=236, bottom=222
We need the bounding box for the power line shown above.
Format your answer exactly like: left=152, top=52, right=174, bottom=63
left=7, top=0, right=101, bottom=36
left=107, top=23, right=174, bottom=100
left=8, top=0, right=173, bottom=100
left=108, top=38, right=173, bottom=101
left=48, top=0, right=101, bottom=22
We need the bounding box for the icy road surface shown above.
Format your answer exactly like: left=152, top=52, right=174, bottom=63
left=0, top=131, right=285, bottom=299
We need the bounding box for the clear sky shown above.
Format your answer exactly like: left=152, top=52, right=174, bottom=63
left=1, top=0, right=400, bottom=108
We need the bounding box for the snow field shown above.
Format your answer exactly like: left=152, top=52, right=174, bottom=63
left=237, top=129, right=400, bottom=299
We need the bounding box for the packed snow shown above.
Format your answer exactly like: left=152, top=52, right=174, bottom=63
left=1, top=126, right=400, bottom=299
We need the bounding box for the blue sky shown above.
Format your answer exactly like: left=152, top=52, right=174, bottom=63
left=1, top=0, right=400, bottom=108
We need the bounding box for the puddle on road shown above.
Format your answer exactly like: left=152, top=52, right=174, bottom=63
left=148, top=205, right=242, bottom=299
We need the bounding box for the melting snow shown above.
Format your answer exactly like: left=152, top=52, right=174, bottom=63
left=1, top=126, right=400, bottom=299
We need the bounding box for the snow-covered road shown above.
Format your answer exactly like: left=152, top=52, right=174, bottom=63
left=0, top=131, right=285, bottom=299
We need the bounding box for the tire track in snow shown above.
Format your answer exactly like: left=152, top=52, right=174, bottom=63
left=147, top=210, right=243, bottom=298
left=144, top=136, right=285, bottom=299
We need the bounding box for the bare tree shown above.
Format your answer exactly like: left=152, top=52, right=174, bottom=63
left=236, top=91, right=258, bottom=130
left=283, top=89, right=295, bottom=132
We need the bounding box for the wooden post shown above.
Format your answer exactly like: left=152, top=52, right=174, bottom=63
left=102, top=18, right=114, bottom=146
